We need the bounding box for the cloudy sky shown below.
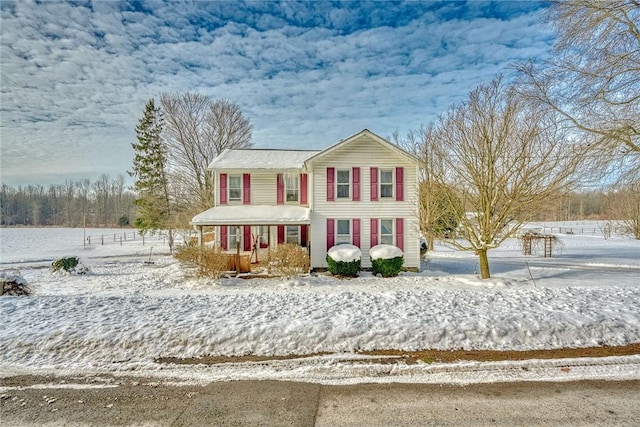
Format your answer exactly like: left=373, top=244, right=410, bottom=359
left=1, top=1, right=553, bottom=186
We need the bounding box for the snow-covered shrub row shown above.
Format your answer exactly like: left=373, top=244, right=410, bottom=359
left=326, top=244, right=361, bottom=277
left=51, top=256, right=89, bottom=275
left=370, top=244, right=404, bottom=277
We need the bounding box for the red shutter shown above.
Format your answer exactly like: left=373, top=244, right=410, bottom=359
left=326, top=167, right=335, bottom=201
left=301, top=225, right=308, bottom=247
left=219, top=173, right=228, bottom=205
left=370, top=167, right=378, bottom=201
left=243, top=225, right=251, bottom=251
left=300, top=173, right=308, bottom=205
left=276, top=174, right=284, bottom=205
left=327, top=218, right=335, bottom=249
left=396, top=218, right=404, bottom=251
left=277, top=225, right=285, bottom=244
left=395, top=167, right=404, bottom=201
left=220, top=226, right=228, bottom=250
left=243, top=173, right=251, bottom=204
left=370, top=218, right=378, bottom=247
left=352, top=167, right=360, bottom=201
left=352, top=218, right=361, bottom=248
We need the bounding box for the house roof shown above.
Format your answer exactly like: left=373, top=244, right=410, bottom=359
left=191, top=205, right=311, bottom=226
left=208, top=149, right=321, bottom=171
left=304, top=129, right=419, bottom=165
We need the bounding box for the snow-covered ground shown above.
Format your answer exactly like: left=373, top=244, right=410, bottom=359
left=1, top=223, right=639, bottom=385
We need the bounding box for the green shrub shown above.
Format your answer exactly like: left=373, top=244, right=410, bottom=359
left=326, top=255, right=361, bottom=277
left=51, top=256, right=88, bottom=275
left=371, top=256, right=404, bottom=277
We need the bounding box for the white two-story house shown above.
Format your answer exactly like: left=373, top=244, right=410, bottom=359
left=190, top=129, right=421, bottom=271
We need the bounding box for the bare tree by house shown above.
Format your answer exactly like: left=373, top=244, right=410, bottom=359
left=129, top=99, right=174, bottom=251
left=425, top=77, right=584, bottom=279
left=394, top=127, right=462, bottom=251
left=516, top=0, right=640, bottom=182
left=160, top=93, right=253, bottom=211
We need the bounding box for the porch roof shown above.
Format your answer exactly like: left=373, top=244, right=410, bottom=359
left=191, top=205, right=312, bottom=226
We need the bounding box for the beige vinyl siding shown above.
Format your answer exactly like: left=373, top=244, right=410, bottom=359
left=215, top=170, right=279, bottom=206
left=308, top=133, right=420, bottom=269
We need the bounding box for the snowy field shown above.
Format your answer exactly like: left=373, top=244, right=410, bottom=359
left=1, top=223, right=639, bottom=385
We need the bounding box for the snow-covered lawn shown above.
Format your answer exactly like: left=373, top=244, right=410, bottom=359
left=1, top=223, right=639, bottom=385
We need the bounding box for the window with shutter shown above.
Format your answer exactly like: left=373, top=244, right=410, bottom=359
left=228, top=175, right=242, bottom=201
left=336, top=219, right=350, bottom=244
left=380, top=219, right=394, bottom=245
left=380, top=170, right=393, bottom=198
left=336, top=169, right=350, bottom=198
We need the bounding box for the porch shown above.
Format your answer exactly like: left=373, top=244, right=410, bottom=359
left=190, top=205, right=312, bottom=274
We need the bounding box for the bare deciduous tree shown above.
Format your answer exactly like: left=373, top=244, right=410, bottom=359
left=394, top=126, right=462, bottom=251
left=609, top=181, right=640, bottom=239
left=427, top=78, right=584, bottom=279
left=160, top=93, right=253, bottom=211
left=516, top=0, right=640, bottom=181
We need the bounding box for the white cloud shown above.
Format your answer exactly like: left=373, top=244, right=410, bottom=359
left=0, top=1, right=552, bottom=185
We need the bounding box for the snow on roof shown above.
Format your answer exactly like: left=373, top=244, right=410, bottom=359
left=191, top=205, right=311, bottom=225
left=208, top=149, right=321, bottom=171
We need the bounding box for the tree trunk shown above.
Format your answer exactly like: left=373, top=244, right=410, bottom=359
left=477, top=248, right=491, bottom=279
left=427, top=234, right=435, bottom=251
left=167, top=228, right=174, bottom=254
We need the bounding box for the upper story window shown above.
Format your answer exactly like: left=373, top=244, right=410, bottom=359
left=228, top=175, right=242, bottom=201
left=380, top=170, right=393, bottom=198
left=285, top=174, right=299, bottom=202
left=336, top=219, right=351, bottom=245
left=336, top=170, right=350, bottom=198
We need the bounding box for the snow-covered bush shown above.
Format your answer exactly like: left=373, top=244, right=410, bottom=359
left=174, top=245, right=229, bottom=279
left=326, top=244, right=361, bottom=277
left=370, top=244, right=404, bottom=277
left=266, top=243, right=310, bottom=278
left=51, top=256, right=89, bottom=275
left=1, top=272, right=31, bottom=296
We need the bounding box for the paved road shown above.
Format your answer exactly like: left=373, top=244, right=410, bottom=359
left=2, top=377, right=639, bottom=426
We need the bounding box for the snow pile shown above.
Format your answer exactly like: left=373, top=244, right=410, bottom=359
left=370, top=244, right=403, bottom=260
left=0, top=271, right=30, bottom=296
left=327, top=244, right=361, bottom=262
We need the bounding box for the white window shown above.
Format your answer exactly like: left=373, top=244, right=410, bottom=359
left=286, top=226, right=300, bottom=244
left=380, top=219, right=393, bottom=245
left=336, top=219, right=351, bottom=245
left=336, top=169, right=350, bottom=199
left=285, top=174, right=299, bottom=202
left=229, top=175, right=242, bottom=201
left=380, top=170, right=393, bottom=198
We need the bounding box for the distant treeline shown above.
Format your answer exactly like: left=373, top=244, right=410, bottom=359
left=1, top=175, right=136, bottom=227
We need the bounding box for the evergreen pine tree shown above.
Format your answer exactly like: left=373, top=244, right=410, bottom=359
left=129, top=99, right=174, bottom=251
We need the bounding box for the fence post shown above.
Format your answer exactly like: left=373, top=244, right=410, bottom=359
left=120, top=236, right=123, bottom=246
left=101, top=235, right=104, bottom=245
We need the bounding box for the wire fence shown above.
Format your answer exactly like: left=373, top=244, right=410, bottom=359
left=83, top=230, right=168, bottom=248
